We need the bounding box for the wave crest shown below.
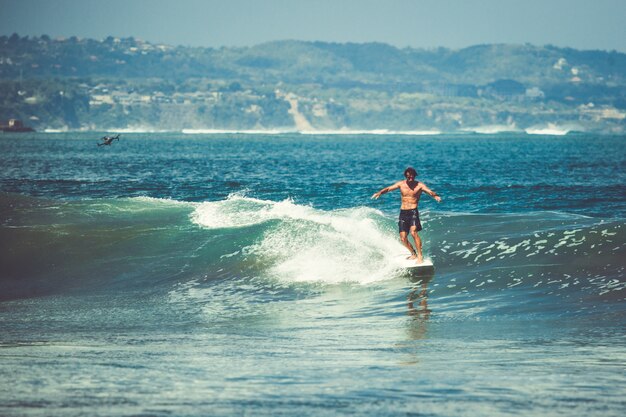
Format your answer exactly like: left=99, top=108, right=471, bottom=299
left=192, top=195, right=409, bottom=283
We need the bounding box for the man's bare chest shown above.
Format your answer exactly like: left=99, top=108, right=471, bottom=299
left=400, top=183, right=421, bottom=197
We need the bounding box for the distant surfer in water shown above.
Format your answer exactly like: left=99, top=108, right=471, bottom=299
left=98, top=134, right=120, bottom=146
left=371, top=167, right=441, bottom=264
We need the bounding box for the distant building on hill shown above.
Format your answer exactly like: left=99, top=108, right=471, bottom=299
left=1, top=119, right=35, bottom=132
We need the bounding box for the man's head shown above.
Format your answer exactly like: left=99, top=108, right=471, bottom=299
left=404, top=167, right=417, bottom=180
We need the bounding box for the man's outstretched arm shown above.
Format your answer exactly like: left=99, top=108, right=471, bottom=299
left=371, top=182, right=400, bottom=199
left=421, top=183, right=442, bottom=203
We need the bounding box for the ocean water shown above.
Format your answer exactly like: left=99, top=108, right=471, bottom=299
left=0, top=132, right=625, bottom=417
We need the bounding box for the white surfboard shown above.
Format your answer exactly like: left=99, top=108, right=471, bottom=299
left=393, top=254, right=434, bottom=269
left=393, top=255, right=435, bottom=280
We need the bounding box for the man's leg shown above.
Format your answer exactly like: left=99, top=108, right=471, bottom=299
left=400, top=231, right=417, bottom=259
left=410, top=227, right=423, bottom=263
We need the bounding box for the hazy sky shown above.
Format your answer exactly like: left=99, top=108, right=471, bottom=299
left=1, top=0, right=625, bottom=52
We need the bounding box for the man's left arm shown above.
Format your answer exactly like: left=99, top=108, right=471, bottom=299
left=421, top=183, right=442, bottom=203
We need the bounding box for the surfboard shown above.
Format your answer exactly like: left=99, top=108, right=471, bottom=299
left=394, top=255, right=434, bottom=268
left=394, top=255, right=435, bottom=277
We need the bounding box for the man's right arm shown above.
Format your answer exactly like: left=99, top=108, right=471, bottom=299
left=371, top=182, right=400, bottom=199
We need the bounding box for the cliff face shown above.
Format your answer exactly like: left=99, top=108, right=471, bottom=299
left=1, top=35, right=625, bottom=132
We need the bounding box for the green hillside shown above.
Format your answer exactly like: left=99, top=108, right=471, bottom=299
left=1, top=34, right=625, bottom=132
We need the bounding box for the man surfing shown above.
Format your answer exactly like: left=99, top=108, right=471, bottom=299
left=371, top=167, right=441, bottom=264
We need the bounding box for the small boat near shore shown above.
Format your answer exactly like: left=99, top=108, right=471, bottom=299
left=1, top=119, right=35, bottom=132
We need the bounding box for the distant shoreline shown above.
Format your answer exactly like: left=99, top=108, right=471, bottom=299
left=32, top=126, right=584, bottom=136
left=3, top=36, right=625, bottom=136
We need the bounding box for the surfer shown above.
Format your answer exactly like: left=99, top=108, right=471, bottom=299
left=371, top=167, right=441, bottom=264
left=98, top=134, right=120, bottom=146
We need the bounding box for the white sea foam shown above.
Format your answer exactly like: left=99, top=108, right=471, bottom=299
left=298, top=129, right=442, bottom=135
left=461, top=125, right=521, bottom=134
left=191, top=194, right=294, bottom=229
left=131, top=196, right=193, bottom=206
left=525, top=123, right=576, bottom=135
left=182, top=128, right=442, bottom=136
left=182, top=128, right=292, bottom=135
left=112, top=127, right=172, bottom=133
left=191, top=195, right=409, bottom=284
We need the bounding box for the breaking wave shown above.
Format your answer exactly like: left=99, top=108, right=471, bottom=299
left=1, top=193, right=624, bottom=315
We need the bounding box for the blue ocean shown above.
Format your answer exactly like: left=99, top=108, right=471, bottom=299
left=1, top=132, right=625, bottom=417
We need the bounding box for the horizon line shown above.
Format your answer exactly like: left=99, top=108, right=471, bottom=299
left=2, top=33, right=624, bottom=54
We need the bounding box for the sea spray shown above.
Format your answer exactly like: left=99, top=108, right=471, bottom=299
left=191, top=195, right=409, bottom=284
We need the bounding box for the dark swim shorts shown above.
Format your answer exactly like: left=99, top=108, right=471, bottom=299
left=398, top=209, right=422, bottom=233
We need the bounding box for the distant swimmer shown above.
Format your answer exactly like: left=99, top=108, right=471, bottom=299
left=97, top=134, right=120, bottom=146
left=371, top=167, right=441, bottom=264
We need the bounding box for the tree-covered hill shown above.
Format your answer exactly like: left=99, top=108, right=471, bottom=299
left=1, top=34, right=625, bottom=132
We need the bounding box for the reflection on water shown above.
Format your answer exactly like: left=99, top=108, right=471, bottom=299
left=406, top=271, right=435, bottom=340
